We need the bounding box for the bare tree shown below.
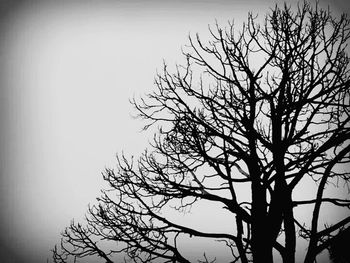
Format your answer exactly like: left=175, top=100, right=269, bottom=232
left=52, top=2, right=350, bottom=263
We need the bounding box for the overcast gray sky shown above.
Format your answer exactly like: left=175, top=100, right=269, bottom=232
left=0, top=0, right=349, bottom=262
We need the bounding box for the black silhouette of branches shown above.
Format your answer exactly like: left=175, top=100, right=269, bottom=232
left=53, top=2, right=350, bottom=263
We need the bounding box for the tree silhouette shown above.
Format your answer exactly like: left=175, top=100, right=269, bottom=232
left=52, top=2, right=350, bottom=263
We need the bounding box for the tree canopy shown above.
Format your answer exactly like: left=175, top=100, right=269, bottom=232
left=53, top=2, right=350, bottom=263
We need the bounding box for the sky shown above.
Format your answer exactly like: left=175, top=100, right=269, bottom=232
left=0, top=0, right=349, bottom=262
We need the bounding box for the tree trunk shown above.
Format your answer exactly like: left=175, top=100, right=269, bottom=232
left=283, top=191, right=296, bottom=263
left=251, top=179, right=273, bottom=263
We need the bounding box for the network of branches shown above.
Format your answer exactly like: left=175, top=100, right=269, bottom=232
left=53, top=2, right=350, bottom=263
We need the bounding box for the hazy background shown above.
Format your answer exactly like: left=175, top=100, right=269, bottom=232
left=0, top=0, right=349, bottom=262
